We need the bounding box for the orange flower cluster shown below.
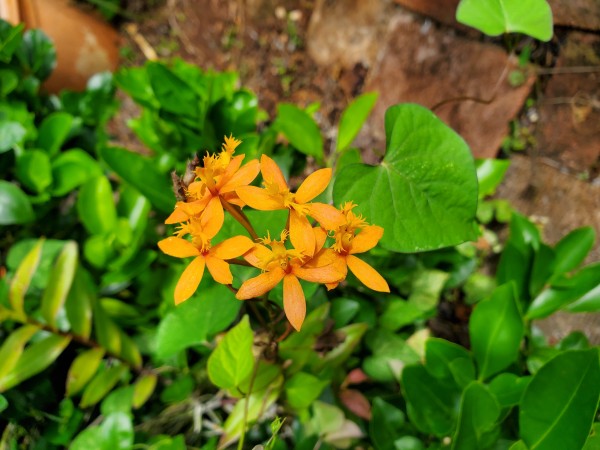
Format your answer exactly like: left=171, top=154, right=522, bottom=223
left=158, top=136, right=389, bottom=330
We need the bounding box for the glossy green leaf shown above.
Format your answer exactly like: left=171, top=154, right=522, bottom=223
left=66, top=348, right=105, bottom=397
left=528, top=243, right=554, bottom=298
left=330, top=297, right=360, bottom=328
left=132, top=374, right=157, bottom=409
left=65, top=267, right=94, bottom=339
left=470, top=283, right=524, bottom=380
left=0, top=325, right=39, bottom=380
left=369, top=398, right=405, bottom=450
left=363, top=330, right=420, bottom=382
left=488, top=373, right=531, bottom=407
left=314, top=323, right=368, bottom=371
left=41, top=241, right=78, bottom=327
left=207, top=315, right=254, bottom=391
left=0, top=121, right=26, bottom=152
left=0, top=333, right=71, bottom=392
left=583, top=423, right=600, bottom=450
left=333, top=103, right=478, bottom=252
left=93, top=302, right=122, bottom=356
left=37, top=112, right=74, bottom=156
left=71, top=412, right=133, bottom=450
left=336, top=92, right=378, bottom=153
left=527, top=263, right=600, bottom=318
left=451, top=382, right=500, bottom=450
left=520, top=349, right=600, bottom=450
left=155, top=284, right=241, bottom=358
left=380, top=297, right=424, bottom=331
left=9, top=238, right=43, bottom=315
left=101, top=386, right=134, bottom=416
left=0, top=22, right=24, bottom=62
left=100, top=146, right=174, bottom=214
left=274, top=103, right=323, bottom=161
left=409, top=269, right=449, bottom=312
left=16, top=150, right=52, bottom=193
left=77, top=176, right=117, bottom=235
left=0, top=181, right=34, bottom=225
left=51, top=149, right=102, bottom=196
left=425, top=338, right=472, bottom=381
left=401, top=364, right=461, bottom=437
left=285, top=372, right=328, bottom=410
left=238, top=361, right=281, bottom=397
left=16, top=29, right=56, bottom=79
left=146, top=62, right=200, bottom=118
left=80, top=364, right=128, bottom=408
left=552, top=227, right=595, bottom=277
left=119, top=331, right=142, bottom=368
left=476, top=158, right=510, bottom=198
left=456, top=0, right=553, bottom=41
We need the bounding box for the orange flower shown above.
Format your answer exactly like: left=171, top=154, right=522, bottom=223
left=236, top=229, right=344, bottom=331
left=236, top=154, right=343, bottom=257
left=166, top=135, right=260, bottom=224
left=323, top=202, right=390, bottom=293
left=158, top=197, right=254, bottom=304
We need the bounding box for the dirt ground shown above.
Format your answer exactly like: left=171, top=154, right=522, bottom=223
left=115, top=0, right=600, bottom=340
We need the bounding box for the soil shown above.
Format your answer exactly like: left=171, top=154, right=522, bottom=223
left=111, top=0, right=600, bottom=342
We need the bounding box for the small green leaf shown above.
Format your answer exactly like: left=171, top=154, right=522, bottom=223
left=93, top=302, right=122, bottom=356
left=476, top=159, right=511, bottom=198
left=207, top=315, right=254, bottom=391
left=0, top=325, right=39, bottom=380
left=330, top=297, right=360, bottom=328
left=470, top=283, right=524, bottom=380
left=451, top=382, right=500, bottom=450
left=0, top=181, right=34, bottom=225
left=0, top=121, right=26, bottom=152
left=51, top=149, right=102, bottom=196
left=0, top=394, right=7, bottom=413
left=15, top=29, right=56, bottom=80
left=274, top=103, right=324, bottom=161
left=336, top=92, right=378, bottom=153
left=132, top=374, right=157, bottom=409
left=285, top=372, right=328, bottom=410
left=0, top=22, right=24, bottom=62
left=146, top=62, right=201, bottom=118
left=520, top=350, right=600, bottom=450
left=333, top=103, right=478, bottom=252
left=369, top=398, right=405, bottom=450
left=409, top=270, right=449, bottom=312
left=425, top=338, right=472, bottom=381
left=65, top=267, right=95, bottom=339
left=71, top=412, right=133, bottom=450
left=100, top=147, right=174, bottom=214
left=9, top=238, right=43, bottom=315
left=488, top=373, right=531, bottom=407
left=16, top=150, right=53, bottom=193
left=552, top=227, right=595, bottom=277
left=380, top=297, right=424, bottom=331
left=66, top=348, right=105, bottom=397
left=36, top=112, right=74, bottom=156
left=0, top=333, right=71, bottom=392
left=41, top=241, right=78, bottom=327
left=456, top=0, right=553, bottom=41
left=155, top=284, right=241, bottom=358
left=77, top=176, right=117, bottom=235
left=80, top=364, right=128, bottom=408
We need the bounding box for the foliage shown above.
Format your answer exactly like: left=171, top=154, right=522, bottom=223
left=1, top=18, right=598, bottom=450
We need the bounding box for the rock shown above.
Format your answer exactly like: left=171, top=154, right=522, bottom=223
left=360, top=14, right=535, bottom=159
left=393, top=0, right=461, bottom=27
left=536, top=32, right=600, bottom=172
left=548, top=0, right=600, bottom=31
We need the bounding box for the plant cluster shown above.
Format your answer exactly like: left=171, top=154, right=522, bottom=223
left=0, top=10, right=599, bottom=450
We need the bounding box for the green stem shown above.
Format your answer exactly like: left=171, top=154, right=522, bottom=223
left=220, top=198, right=259, bottom=241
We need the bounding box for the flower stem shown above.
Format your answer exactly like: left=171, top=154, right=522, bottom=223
left=220, top=197, right=259, bottom=241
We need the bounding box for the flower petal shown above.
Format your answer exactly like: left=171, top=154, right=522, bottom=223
left=243, top=244, right=273, bottom=269
left=346, top=254, right=390, bottom=293
left=236, top=186, right=285, bottom=211
left=283, top=274, right=306, bottom=331
left=314, top=226, right=327, bottom=252
left=201, top=196, right=224, bottom=239
left=290, top=210, right=315, bottom=258
left=211, top=235, right=255, bottom=260
left=174, top=256, right=205, bottom=304
left=350, top=225, right=384, bottom=254
left=158, top=237, right=200, bottom=258
left=293, top=261, right=345, bottom=284
left=260, top=154, right=288, bottom=191
left=220, top=159, right=260, bottom=193
left=165, top=199, right=209, bottom=224
left=295, top=168, right=332, bottom=204
left=308, top=203, right=345, bottom=230
left=205, top=255, right=233, bottom=285
left=217, top=154, right=245, bottom=189
left=236, top=267, right=286, bottom=300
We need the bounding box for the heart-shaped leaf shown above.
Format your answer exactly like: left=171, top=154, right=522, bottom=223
left=333, top=103, right=478, bottom=252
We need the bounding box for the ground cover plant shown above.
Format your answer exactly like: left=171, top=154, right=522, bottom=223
left=1, top=5, right=599, bottom=449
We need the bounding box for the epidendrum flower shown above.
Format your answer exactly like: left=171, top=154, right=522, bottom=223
left=158, top=196, right=254, bottom=304
left=236, top=154, right=343, bottom=257
left=236, top=228, right=344, bottom=330
left=166, top=135, right=260, bottom=225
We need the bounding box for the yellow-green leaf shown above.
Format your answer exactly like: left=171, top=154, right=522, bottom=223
left=132, top=374, right=157, bottom=409
left=93, top=302, right=121, bottom=355
left=0, top=325, right=39, bottom=380
left=66, top=348, right=105, bottom=397
left=41, top=241, right=78, bottom=327
left=119, top=331, right=142, bottom=368
left=80, top=364, right=128, bottom=408
left=65, top=267, right=94, bottom=339
left=9, top=239, right=44, bottom=316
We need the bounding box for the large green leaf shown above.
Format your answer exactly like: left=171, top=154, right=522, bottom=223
left=0, top=181, right=34, bottom=225
left=207, top=315, right=254, bottom=391
left=456, top=0, right=553, bottom=41
left=0, top=22, right=24, bottom=62
left=155, top=284, right=241, bottom=358
left=476, top=159, right=510, bottom=198
left=520, top=349, right=600, bottom=450
left=100, top=146, right=174, bottom=214
left=284, top=372, right=328, bottom=410
left=470, top=283, right=523, bottom=380
left=333, top=103, right=478, bottom=252
left=16, top=150, right=53, bottom=193
left=71, top=412, right=133, bottom=450
left=8, top=239, right=43, bottom=315
left=41, top=241, right=78, bottom=327
left=146, top=62, right=200, bottom=118
left=336, top=92, right=378, bottom=153
left=552, top=227, right=595, bottom=277
left=36, top=112, right=74, bottom=156
left=452, top=382, right=500, bottom=450
left=274, top=103, right=324, bottom=161
left=488, top=373, right=531, bottom=407
left=77, top=176, right=117, bottom=235
left=425, top=338, right=472, bottom=382
left=51, top=149, right=102, bottom=196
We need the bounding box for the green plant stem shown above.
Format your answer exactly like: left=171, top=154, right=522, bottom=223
left=220, top=198, right=259, bottom=241
left=238, top=346, right=261, bottom=450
